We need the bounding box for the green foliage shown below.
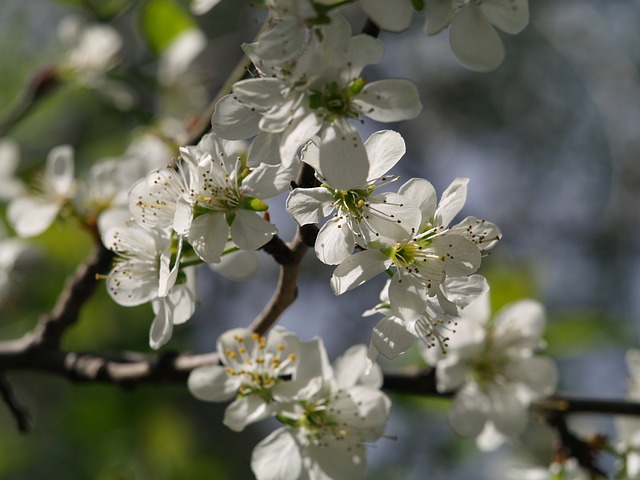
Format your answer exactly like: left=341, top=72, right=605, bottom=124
left=140, top=0, right=196, bottom=55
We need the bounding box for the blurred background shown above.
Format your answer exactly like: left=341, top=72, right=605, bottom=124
left=0, top=0, right=639, bottom=478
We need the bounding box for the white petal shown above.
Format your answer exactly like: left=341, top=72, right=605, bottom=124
left=279, top=110, right=323, bottom=166
left=318, top=122, right=369, bottom=190
left=233, top=77, right=286, bottom=110
left=370, top=316, right=416, bottom=360
left=224, top=395, right=271, bottom=432
left=362, top=192, right=421, bottom=246
left=188, top=213, right=228, bottom=263
left=173, top=194, right=193, bottom=235
left=344, top=34, right=385, bottom=77
left=247, top=131, right=282, bottom=167
left=424, top=0, right=456, bottom=35
left=330, top=249, right=391, bottom=295
left=315, top=218, right=354, bottom=265
left=149, top=298, right=174, bottom=349
left=46, top=145, right=75, bottom=195
left=450, top=4, right=505, bottom=72
left=166, top=282, right=196, bottom=325
left=506, top=356, right=559, bottom=400
left=244, top=161, right=297, bottom=199
left=448, top=216, right=501, bottom=252
left=476, top=422, right=507, bottom=452
left=211, top=94, right=261, bottom=140
left=209, top=249, right=260, bottom=281
left=187, top=365, right=237, bottom=402
left=480, top=0, right=529, bottom=35
left=398, top=177, right=437, bottom=221
left=487, top=384, right=528, bottom=437
left=286, top=187, right=334, bottom=226
left=448, top=383, right=489, bottom=438
left=8, top=197, right=60, bottom=238
left=426, top=235, right=481, bottom=277
left=436, top=177, right=468, bottom=227
left=492, top=299, right=546, bottom=354
left=361, top=0, right=414, bottom=32
left=354, top=79, right=422, bottom=122
left=230, top=210, right=276, bottom=250
left=251, top=428, right=303, bottom=480
left=333, top=344, right=380, bottom=389
left=364, top=130, right=406, bottom=181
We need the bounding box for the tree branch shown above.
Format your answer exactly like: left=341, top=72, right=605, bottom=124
left=0, top=375, right=30, bottom=433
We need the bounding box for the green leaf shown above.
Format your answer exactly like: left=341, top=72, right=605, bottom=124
left=140, top=0, right=196, bottom=55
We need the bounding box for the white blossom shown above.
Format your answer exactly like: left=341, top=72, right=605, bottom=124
left=251, top=342, right=391, bottom=480
left=188, top=327, right=302, bottom=431
left=8, top=145, right=76, bottom=238
left=103, top=222, right=196, bottom=349
left=422, top=292, right=558, bottom=450
left=287, top=130, right=421, bottom=265
left=217, top=14, right=422, bottom=165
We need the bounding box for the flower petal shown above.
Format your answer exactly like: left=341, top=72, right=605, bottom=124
left=315, top=218, right=354, bottom=265
left=354, top=79, right=422, bottom=122
left=330, top=249, right=391, bottom=295
left=187, top=365, right=237, bottom=402
left=450, top=4, right=505, bottom=72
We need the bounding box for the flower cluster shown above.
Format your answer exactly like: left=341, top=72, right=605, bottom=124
left=189, top=328, right=391, bottom=480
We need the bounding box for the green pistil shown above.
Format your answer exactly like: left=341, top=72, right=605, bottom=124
left=470, top=349, right=509, bottom=388
left=326, top=185, right=374, bottom=221
left=309, top=78, right=367, bottom=122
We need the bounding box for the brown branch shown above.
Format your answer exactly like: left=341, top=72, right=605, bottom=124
left=0, top=375, right=30, bottom=433
left=0, top=66, right=60, bottom=137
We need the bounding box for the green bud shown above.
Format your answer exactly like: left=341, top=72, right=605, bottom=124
left=348, top=77, right=366, bottom=96
left=241, top=196, right=269, bottom=212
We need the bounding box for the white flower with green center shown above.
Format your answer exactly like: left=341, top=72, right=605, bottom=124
left=103, top=222, right=195, bottom=349
left=8, top=145, right=76, bottom=238
left=250, top=343, right=391, bottom=480
left=422, top=292, right=558, bottom=451
left=330, top=176, right=499, bottom=318
left=425, top=0, right=530, bottom=72
left=188, top=327, right=302, bottom=432
left=217, top=14, right=422, bottom=165
left=173, top=134, right=294, bottom=263
left=129, top=155, right=199, bottom=234
left=286, top=130, right=421, bottom=265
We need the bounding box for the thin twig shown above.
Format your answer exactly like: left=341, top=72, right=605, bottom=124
left=0, top=375, right=30, bottom=433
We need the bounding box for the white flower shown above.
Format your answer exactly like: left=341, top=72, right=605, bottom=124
left=103, top=222, right=196, bottom=349
left=424, top=0, right=530, bottom=72
left=8, top=145, right=76, bottom=238
left=287, top=130, right=421, bottom=265
left=188, top=327, right=302, bottom=431
left=220, top=14, right=422, bottom=164
left=250, top=343, right=391, bottom=480
left=422, top=292, right=558, bottom=450
left=171, top=134, right=294, bottom=263
left=58, top=16, right=122, bottom=81
left=330, top=177, right=496, bottom=320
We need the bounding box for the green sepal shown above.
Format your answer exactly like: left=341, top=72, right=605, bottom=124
left=241, top=196, right=269, bottom=212
left=225, top=212, right=236, bottom=227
